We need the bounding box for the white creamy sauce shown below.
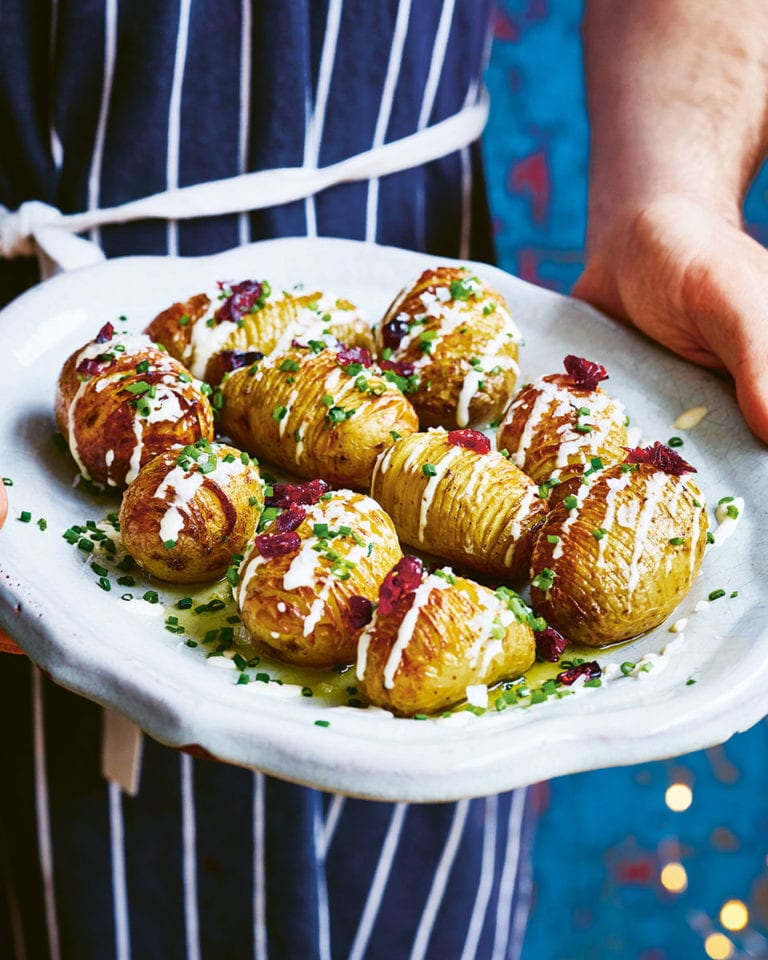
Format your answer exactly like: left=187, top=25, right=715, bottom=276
left=382, top=574, right=450, bottom=689
left=625, top=472, right=670, bottom=598
left=465, top=684, right=489, bottom=708
left=503, top=482, right=540, bottom=566
left=418, top=446, right=463, bottom=540
left=669, top=618, right=688, bottom=633
left=710, top=497, right=744, bottom=546
left=597, top=473, right=634, bottom=564
left=154, top=455, right=246, bottom=544
left=552, top=479, right=591, bottom=560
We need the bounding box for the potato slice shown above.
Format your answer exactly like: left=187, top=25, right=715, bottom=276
left=219, top=342, right=418, bottom=490
left=55, top=323, right=214, bottom=488
left=119, top=441, right=263, bottom=583
left=496, top=356, right=628, bottom=498
left=145, top=284, right=373, bottom=383
left=356, top=557, right=537, bottom=716
left=370, top=427, right=548, bottom=581
left=236, top=488, right=402, bottom=667
left=375, top=266, right=520, bottom=428
left=529, top=445, right=708, bottom=646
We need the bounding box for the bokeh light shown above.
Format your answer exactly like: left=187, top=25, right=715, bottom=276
left=660, top=862, right=688, bottom=893
left=720, top=899, right=749, bottom=932
left=665, top=783, right=693, bottom=812
left=704, top=932, right=734, bottom=959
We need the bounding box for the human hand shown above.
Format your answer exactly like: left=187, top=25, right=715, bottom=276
left=572, top=195, right=768, bottom=444
left=0, top=481, right=25, bottom=654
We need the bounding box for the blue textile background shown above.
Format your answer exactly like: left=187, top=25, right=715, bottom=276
left=484, top=3, right=768, bottom=959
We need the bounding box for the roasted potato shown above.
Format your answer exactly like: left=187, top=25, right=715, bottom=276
left=235, top=485, right=402, bottom=667
left=219, top=342, right=419, bottom=490
left=119, top=440, right=263, bottom=583
left=529, top=443, right=709, bottom=646
left=496, top=355, right=628, bottom=498
left=370, top=427, right=548, bottom=580
left=356, top=556, right=537, bottom=716
left=55, top=323, right=214, bottom=488
left=375, top=266, right=520, bottom=428
left=145, top=282, right=373, bottom=383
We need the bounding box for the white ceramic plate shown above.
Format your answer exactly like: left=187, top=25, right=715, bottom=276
left=1, top=237, right=766, bottom=802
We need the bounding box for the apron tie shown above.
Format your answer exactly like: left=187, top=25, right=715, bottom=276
left=0, top=89, right=489, bottom=276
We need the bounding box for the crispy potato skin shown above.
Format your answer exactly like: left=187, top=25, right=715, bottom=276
left=497, top=374, right=628, bottom=497
left=144, top=293, right=211, bottom=364
left=370, top=429, right=548, bottom=580
left=146, top=289, right=373, bottom=385
left=219, top=345, right=419, bottom=490
left=376, top=267, right=520, bottom=428
left=55, top=335, right=214, bottom=488
left=119, top=443, right=263, bottom=583
left=236, top=491, right=402, bottom=667
left=529, top=463, right=708, bottom=645
left=357, top=572, right=535, bottom=716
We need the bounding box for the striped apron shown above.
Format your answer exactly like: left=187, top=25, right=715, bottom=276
left=0, top=3, right=536, bottom=958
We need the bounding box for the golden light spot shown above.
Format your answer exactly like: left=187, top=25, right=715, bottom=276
left=660, top=862, right=687, bottom=893
left=704, top=933, right=734, bottom=959
left=720, top=899, right=748, bottom=931
left=665, top=782, right=693, bottom=812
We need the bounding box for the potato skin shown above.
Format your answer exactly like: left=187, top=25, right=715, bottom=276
left=370, top=428, right=548, bottom=580
left=119, top=442, right=263, bottom=583
left=357, top=569, right=536, bottom=716
left=375, top=266, right=520, bottom=428
left=235, top=491, right=402, bottom=667
left=529, top=462, right=708, bottom=646
left=145, top=287, right=373, bottom=384
left=55, top=332, right=214, bottom=488
left=497, top=373, right=628, bottom=497
left=219, top=343, right=419, bottom=490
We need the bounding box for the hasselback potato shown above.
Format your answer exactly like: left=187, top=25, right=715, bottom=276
left=119, top=440, right=263, bottom=583
left=145, top=282, right=373, bottom=383
left=529, top=443, right=709, bottom=646
left=356, top=556, right=538, bottom=716
left=235, top=484, right=402, bottom=667
left=219, top=342, right=419, bottom=490
left=496, top=355, right=628, bottom=498
left=55, top=322, right=214, bottom=488
left=375, top=266, right=521, bottom=428
left=370, top=427, right=548, bottom=580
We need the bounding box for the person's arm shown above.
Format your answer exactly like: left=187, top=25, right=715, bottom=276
left=572, top=0, right=768, bottom=442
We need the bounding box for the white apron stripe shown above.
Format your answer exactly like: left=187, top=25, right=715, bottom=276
left=459, top=144, right=472, bottom=260
left=491, top=787, right=527, bottom=960
left=48, top=0, right=64, bottom=171
left=364, top=0, right=413, bottom=243
left=459, top=795, right=498, bottom=960
left=108, top=782, right=131, bottom=960
left=408, top=798, right=471, bottom=960
left=32, top=669, right=60, bottom=960
left=86, top=0, right=117, bottom=247
left=417, top=0, right=456, bottom=131
left=238, top=0, right=253, bottom=246
left=507, top=816, right=535, bottom=960
left=181, top=753, right=200, bottom=960
left=166, top=0, right=192, bottom=257
left=313, top=804, right=332, bottom=960
left=321, top=793, right=346, bottom=853
left=304, top=0, right=344, bottom=237
left=253, top=772, right=268, bottom=960
left=347, top=803, right=408, bottom=960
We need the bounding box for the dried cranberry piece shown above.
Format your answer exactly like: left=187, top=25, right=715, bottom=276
left=535, top=626, right=570, bottom=662
left=379, top=359, right=415, bottom=377
left=623, top=441, right=695, bottom=476
left=377, top=556, right=424, bottom=616
left=337, top=345, right=372, bottom=368
left=95, top=322, right=114, bottom=343
left=381, top=315, right=410, bottom=351
left=347, top=595, right=374, bottom=630
left=218, top=280, right=264, bottom=324
left=265, top=479, right=329, bottom=508
left=275, top=504, right=306, bottom=533
left=556, top=661, right=601, bottom=686
left=219, top=349, right=264, bottom=372
left=254, top=531, right=301, bottom=559
left=563, top=355, right=608, bottom=391
left=76, top=356, right=110, bottom=378
left=447, top=429, right=491, bottom=455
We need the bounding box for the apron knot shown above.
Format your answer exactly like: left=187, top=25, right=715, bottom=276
left=0, top=201, right=64, bottom=259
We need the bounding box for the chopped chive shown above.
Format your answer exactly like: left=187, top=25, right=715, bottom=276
left=237, top=673, right=250, bottom=685
left=314, top=719, right=330, bottom=727
left=37, top=517, right=47, bottom=531
left=143, top=590, right=159, bottom=604
left=2, top=477, right=13, bottom=486
left=668, top=436, right=684, bottom=447
left=563, top=494, right=578, bottom=511
left=422, top=463, right=437, bottom=477
left=97, top=577, right=111, bottom=591
left=708, top=588, right=726, bottom=601
left=592, top=528, right=607, bottom=541
left=669, top=536, right=685, bottom=546
left=19, top=511, right=31, bottom=523
left=177, top=597, right=193, bottom=609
